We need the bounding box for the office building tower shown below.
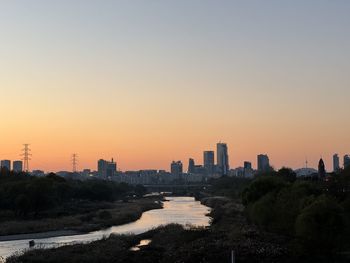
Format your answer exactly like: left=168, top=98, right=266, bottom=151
left=244, top=161, right=253, bottom=178
left=257, top=154, right=270, bottom=172
left=188, top=158, right=195, bottom=174
left=344, top=155, right=350, bottom=169
left=318, top=158, right=326, bottom=179
left=171, top=161, right=183, bottom=176
left=244, top=161, right=252, bottom=170
left=203, top=151, right=215, bottom=174
left=217, top=143, right=229, bottom=175
left=13, top=161, right=23, bottom=173
left=98, top=158, right=117, bottom=177
left=333, top=154, right=340, bottom=172
left=0, top=160, right=11, bottom=171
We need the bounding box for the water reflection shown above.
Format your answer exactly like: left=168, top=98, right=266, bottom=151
left=130, top=239, right=152, bottom=251
left=0, top=196, right=211, bottom=259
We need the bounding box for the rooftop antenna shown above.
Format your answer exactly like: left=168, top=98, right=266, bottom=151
left=305, top=157, right=308, bottom=169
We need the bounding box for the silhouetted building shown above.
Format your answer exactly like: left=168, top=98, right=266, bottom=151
left=203, top=151, right=215, bottom=174
left=244, top=161, right=253, bottom=177
left=194, top=165, right=206, bottom=175
left=13, top=161, right=23, bottom=173
left=171, top=161, right=183, bottom=177
left=98, top=158, right=117, bottom=177
left=333, top=154, right=340, bottom=172
left=188, top=158, right=195, bottom=174
left=244, top=161, right=252, bottom=170
left=217, top=143, right=229, bottom=175
left=344, top=155, right=350, bottom=169
left=318, top=158, right=326, bottom=179
left=0, top=160, right=11, bottom=171
left=257, top=154, right=270, bottom=172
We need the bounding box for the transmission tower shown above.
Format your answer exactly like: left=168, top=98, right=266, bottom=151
left=72, top=154, right=78, bottom=173
left=21, top=144, right=32, bottom=172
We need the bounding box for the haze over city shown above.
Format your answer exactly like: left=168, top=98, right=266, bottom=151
left=1, top=1, right=350, bottom=172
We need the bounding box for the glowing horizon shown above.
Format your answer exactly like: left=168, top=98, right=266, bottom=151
left=1, top=1, right=349, bottom=172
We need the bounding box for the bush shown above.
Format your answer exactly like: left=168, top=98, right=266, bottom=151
left=295, top=195, right=345, bottom=255
left=98, top=210, right=112, bottom=220
left=242, top=176, right=287, bottom=206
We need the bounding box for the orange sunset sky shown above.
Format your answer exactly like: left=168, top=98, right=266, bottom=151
left=1, top=1, right=349, bottom=172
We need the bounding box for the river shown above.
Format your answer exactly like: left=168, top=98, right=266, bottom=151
left=0, top=196, right=211, bottom=259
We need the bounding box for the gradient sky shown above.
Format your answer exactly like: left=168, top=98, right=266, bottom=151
left=1, top=1, right=349, bottom=172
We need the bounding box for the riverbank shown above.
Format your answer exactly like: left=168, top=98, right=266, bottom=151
left=0, top=197, right=162, bottom=240
left=8, top=196, right=290, bottom=263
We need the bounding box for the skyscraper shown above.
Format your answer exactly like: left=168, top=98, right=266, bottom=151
left=318, top=158, right=326, bottom=179
left=0, top=160, right=11, bottom=171
left=244, top=161, right=253, bottom=178
left=217, top=143, right=229, bottom=175
left=203, top=151, right=215, bottom=174
left=257, top=154, right=270, bottom=173
left=333, top=154, right=340, bottom=172
left=13, top=161, right=23, bottom=173
left=344, top=155, right=350, bottom=169
left=97, top=158, right=117, bottom=177
left=188, top=158, right=195, bottom=174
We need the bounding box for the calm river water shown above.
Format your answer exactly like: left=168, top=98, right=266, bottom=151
left=0, top=196, right=211, bottom=259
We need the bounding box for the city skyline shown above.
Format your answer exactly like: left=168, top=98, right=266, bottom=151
left=1, top=1, right=350, bottom=171
left=1, top=143, right=349, bottom=173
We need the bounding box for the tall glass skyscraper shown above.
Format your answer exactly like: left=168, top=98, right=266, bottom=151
left=216, top=143, right=229, bottom=176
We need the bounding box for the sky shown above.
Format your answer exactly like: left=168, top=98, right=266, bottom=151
left=0, top=0, right=349, bottom=172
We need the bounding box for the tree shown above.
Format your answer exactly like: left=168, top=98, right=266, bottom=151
left=295, top=195, right=345, bottom=256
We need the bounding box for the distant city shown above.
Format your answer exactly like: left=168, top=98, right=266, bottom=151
left=1, top=143, right=349, bottom=185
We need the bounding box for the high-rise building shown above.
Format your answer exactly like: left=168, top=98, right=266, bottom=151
left=0, top=160, right=11, bottom=171
left=98, top=158, right=117, bottom=177
left=244, top=161, right=252, bottom=170
left=257, top=154, right=270, bottom=172
left=171, top=161, right=183, bottom=176
left=203, top=151, right=215, bottom=174
left=344, top=155, right=350, bottom=169
left=243, top=161, right=253, bottom=178
left=318, top=158, right=326, bottom=179
left=188, top=158, right=195, bottom=174
left=333, top=154, right=340, bottom=172
left=13, top=161, right=23, bottom=173
left=217, top=143, right=229, bottom=175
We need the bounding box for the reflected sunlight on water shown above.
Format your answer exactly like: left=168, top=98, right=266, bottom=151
left=0, top=196, right=211, bottom=259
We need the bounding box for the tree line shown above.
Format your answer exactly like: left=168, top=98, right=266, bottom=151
left=0, top=169, right=147, bottom=218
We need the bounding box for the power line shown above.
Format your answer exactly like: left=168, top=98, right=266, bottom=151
left=72, top=153, right=78, bottom=173
left=21, top=144, right=32, bottom=173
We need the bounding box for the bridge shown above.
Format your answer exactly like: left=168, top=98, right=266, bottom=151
left=143, top=184, right=211, bottom=194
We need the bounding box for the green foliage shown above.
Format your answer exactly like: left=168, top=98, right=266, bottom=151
left=242, top=168, right=350, bottom=259
left=209, top=176, right=251, bottom=198
left=98, top=210, right=113, bottom=220
left=0, top=173, right=140, bottom=218
left=295, top=195, right=345, bottom=255
left=242, top=176, right=287, bottom=206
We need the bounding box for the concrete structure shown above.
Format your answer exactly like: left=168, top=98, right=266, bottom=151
left=171, top=161, right=183, bottom=177
left=318, top=158, right=326, bottom=179
left=333, top=154, right=340, bottom=172
left=217, top=143, right=229, bottom=175
left=344, top=155, right=350, bottom=169
left=98, top=158, right=117, bottom=177
left=257, top=154, right=270, bottom=172
left=244, top=161, right=254, bottom=178
left=188, top=158, right=195, bottom=174
left=203, top=151, right=215, bottom=174
left=13, top=160, right=23, bottom=173
left=295, top=168, right=318, bottom=177
left=0, top=160, right=11, bottom=171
